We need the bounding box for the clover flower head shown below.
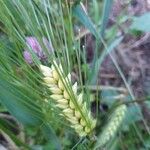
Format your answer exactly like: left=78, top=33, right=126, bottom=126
left=23, top=36, right=53, bottom=64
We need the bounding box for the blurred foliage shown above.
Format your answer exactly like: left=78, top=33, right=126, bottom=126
left=130, top=12, right=150, bottom=32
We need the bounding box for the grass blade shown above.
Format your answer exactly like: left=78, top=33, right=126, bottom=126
left=100, top=0, right=113, bottom=38
left=72, top=4, right=98, bottom=39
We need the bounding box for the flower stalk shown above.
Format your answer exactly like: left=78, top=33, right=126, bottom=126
left=40, top=62, right=96, bottom=137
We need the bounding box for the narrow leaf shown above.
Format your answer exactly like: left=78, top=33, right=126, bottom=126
left=42, top=124, right=62, bottom=150
left=100, top=0, right=113, bottom=38
left=89, top=36, right=123, bottom=84
left=72, top=4, right=98, bottom=39
left=0, top=79, right=43, bottom=126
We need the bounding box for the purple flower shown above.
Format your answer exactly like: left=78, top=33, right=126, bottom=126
left=23, top=51, right=32, bottom=64
left=23, top=37, right=53, bottom=64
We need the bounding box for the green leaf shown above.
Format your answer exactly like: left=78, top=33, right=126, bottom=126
left=125, top=105, right=142, bottom=125
left=130, top=12, right=150, bottom=32
left=0, top=79, right=43, bottom=126
left=72, top=4, right=98, bottom=39
left=89, top=36, right=123, bottom=84
left=100, top=0, right=113, bottom=38
left=41, top=124, right=62, bottom=150
left=101, top=90, right=119, bottom=107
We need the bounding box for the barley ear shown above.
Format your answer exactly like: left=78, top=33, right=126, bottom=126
left=94, top=104, right=127, bottom=149
left=40, top=64, right=96, bottom=137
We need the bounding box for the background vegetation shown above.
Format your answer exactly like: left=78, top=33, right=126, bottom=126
left=0, top=0, right=150, bottom=149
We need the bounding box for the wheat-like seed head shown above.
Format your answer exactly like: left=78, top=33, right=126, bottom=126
left=95, top=104, right=127, bottom=149
left=40, top=62, right=96, bottom=137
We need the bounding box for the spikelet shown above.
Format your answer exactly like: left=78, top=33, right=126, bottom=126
left=95, top=104, right=127, bottom=149
left=40, top=62, right=96, bottom=137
